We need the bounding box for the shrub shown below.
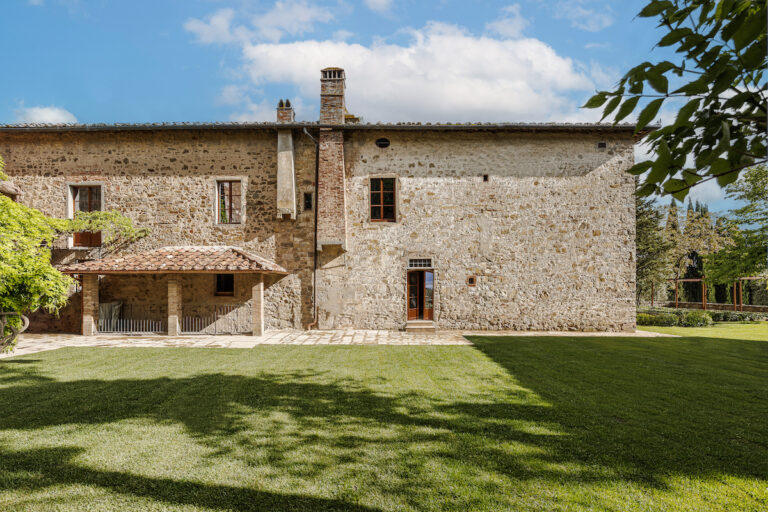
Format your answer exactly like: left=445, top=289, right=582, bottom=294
left=680, top=311, right=713, bottom=327
left=637, top=313, right=678, bottom=326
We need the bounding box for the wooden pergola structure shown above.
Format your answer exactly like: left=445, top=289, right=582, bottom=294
left=734, top=276, right=768, bottom=312
left=667, top=277, right=708, bottom=310
left=653, top=275, right=767, bottom=312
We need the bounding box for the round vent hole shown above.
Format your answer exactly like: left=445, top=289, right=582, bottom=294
left=375, top=138, right=390, bottom=148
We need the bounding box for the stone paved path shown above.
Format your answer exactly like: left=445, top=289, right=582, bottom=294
left=1, top=329, right=673, bottom=359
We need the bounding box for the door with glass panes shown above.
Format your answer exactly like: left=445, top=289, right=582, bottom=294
left=407, top=270, right=434, bottom=320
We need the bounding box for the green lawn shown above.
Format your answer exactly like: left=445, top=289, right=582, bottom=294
left=639, top=321, right=768, bottom=341
left=0, top=335, right=766, bottom=511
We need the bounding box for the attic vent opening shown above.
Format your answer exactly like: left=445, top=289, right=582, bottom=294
left=408, top=258, right=432, bottom=268
left=597, top=141, right=607, bottom=149
left=482, top=174, right=489, bottom=182
left=375, top=138, right=390, bottom=148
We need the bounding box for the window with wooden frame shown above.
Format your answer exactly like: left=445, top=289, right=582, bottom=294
left=216, top=180, right=242, bottom=224
left=370, top=177, right=396, bottom=222
left=70, top=185, right=102, bottom=247
left=215, top=274, right=235, bottom=296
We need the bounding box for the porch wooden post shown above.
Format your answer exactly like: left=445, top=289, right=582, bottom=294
left=733, top=281, right=737, bottom=311
left=81, top=274, right=99, bottom=336
left=252, top=275, right=264, bottom=337
left=167, top=277, right=181, bottom=336
left=674, top=279, right=678, bottom=308
left=739, top=280, right=744, bottom=312
left=651, top=282, right=654, bottom=308
left=702, top=279, right=707, bottom=311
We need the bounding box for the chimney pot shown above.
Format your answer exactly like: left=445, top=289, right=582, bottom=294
left=276, top=98, right=294, bottom=123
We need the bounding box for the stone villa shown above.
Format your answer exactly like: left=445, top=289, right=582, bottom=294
left=0, top=68, right=638, bottom=335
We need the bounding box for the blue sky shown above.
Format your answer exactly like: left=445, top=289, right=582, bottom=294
left=0, top=0, right=737, bottom=211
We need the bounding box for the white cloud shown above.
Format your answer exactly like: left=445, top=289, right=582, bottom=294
left=184, top=8, right=240, bottom=44
left=486, top=4, right=529, bottom=39
left=186, top=1, right=333, bottom=44
left=252, top=0, right=333, bottom=42
left=364, top=0, right=393, bottom=14
left=14, top=106, right=77, bottom=124
left=332, top=29, right=354, bottom=42
left=554, top=1, right=613, bottom=32
left=584, top=42, right=610, bottom=49
left=686, top=179, right=725, bottom=204
left=217, top=84, right=250, bottom=106
left=237, top=22, right=595, bottom=122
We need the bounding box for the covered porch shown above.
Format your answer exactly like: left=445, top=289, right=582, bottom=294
left=58, top=246, right=288, bottom=337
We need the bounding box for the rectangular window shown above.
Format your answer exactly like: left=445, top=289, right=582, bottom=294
left=217, top=180, right=242, bottom=224
left=303, top=192, right=313, bottom=211
left=370, top=177, right=396, bottom=222
left=215, top=274, right=235, bottom=296
left=70, top=185, right=102, bottom=247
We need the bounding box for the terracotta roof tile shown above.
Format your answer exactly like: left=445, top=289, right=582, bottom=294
left=58, top=246, right=287, bottom=274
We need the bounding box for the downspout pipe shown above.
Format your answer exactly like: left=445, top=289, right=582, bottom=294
left=303, top=127, right=319, bottom=330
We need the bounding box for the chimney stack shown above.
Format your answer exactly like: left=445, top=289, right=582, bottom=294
left=320, top=68, right=345, bottom=124
left=276, top=99, right=295, bottom=123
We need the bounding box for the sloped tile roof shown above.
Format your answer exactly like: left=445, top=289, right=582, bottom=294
left=58, top=246, right=288, bottom=274
left=0, top=121, right=644, bottom=133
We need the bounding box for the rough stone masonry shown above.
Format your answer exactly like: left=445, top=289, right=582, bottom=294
left=0, top=67, right=637, bottom=334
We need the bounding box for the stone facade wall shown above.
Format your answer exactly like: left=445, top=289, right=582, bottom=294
left=3, top=126, right=636, bottom=333
left=315, top=130, right=636, bottom=331
left=0, top=129, right=317, bottom=332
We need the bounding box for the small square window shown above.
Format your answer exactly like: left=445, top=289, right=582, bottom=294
left=597, top=141, right=607, bottom=149
left=482, top=175, right=489, bottom=182
left=215, top=274, right=235, bottom=296
left=467, top=276, right=477, bottom=287
left=217, top=180, right=242, bottom=224
left=370, top=177, right=396, bottom=222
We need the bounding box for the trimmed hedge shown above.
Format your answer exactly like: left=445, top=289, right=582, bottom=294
left=637, top=313, right=678, bottom=326
left=638, top=307, right=766, bottom=323
left=679, top=310, right=713, bottom=327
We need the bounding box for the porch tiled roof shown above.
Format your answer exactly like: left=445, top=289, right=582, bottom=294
left=58, top=246, right=288, bottom=274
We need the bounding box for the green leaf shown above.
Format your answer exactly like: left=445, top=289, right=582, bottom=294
left=638, top=1, right=671, bottom=17
left=672, top=78, right=709, bottom=95
left=711, top=66, right=740, bottom=96
left=582, top=92, right=608, bottom=109
left=636, top=98, right=664, bottom=131
left=647, top=72, right=669, bottom=94
left=716, top=171, right=740, bottom=187
left=627, top=160, right=654, bottom=175
left=658, top=28, right=691, bottom=47
left=636, top=183, right=657, bottom=197
left=673, top=98, right=701, bottom=128
left=664, top=178, right=687, bottom=193
left=733, top=10, right=766, bottom=51
left=709, top=158, right=731, bottom=176
left=742, top=42, right=767, bottom=70
left=601, top=96, right=622, bottom=121
left=682, top=170, right=703, bottom=185
left=614, top=96, right=640, bottom=123
left=715, top=0, right=736, bottom=21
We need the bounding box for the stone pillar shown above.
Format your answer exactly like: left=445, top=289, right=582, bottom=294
left=81, top=274, right=99, bottom=336
left=167, top=277, right=181, bottom=336
left=252, top=275, right=264, bottom=337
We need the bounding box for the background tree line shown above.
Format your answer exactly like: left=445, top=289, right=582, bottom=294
left=636, top=164, right=767, bottom=305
